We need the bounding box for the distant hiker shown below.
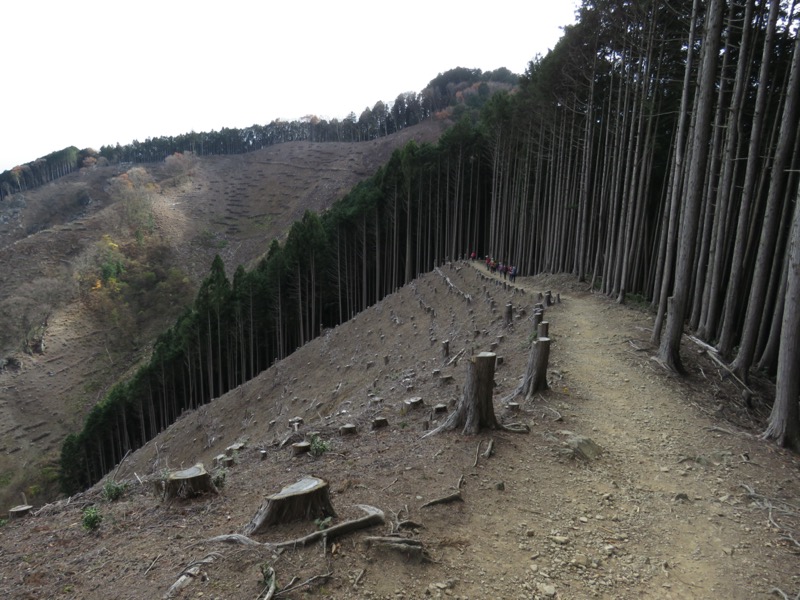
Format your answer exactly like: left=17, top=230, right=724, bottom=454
left=509, top=266, right=517, bottom=282
left=470, top=250, right=476, bottom=261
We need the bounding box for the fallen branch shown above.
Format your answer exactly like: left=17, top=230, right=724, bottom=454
left=483, top=439, right=495, bottom=458
left=501, top=422, right=531, bottom=433
left=421, top=491, right=463, bottom=509
left=113, top=449, right=132, bottom=482
left=363, top=536, right=433, bottom=562
left=687, top=335, right=719, bottom=355
left=353, top=568, right=365, bottom=587
left=705, top=425, right=755, bottom=438
left=164, top=552, right=222, bottom=599
left=704, top=349, right=756, bottom=396
left=203, top=533, right=262, bottom=546
left=541, top=406, right=563, bottom=422
left=257, top=565, right=276, bottom=600
left=767, top=587, right=800, bottom=600
left=144, top=554, right=162, bottom=576
left=472, top=441, right=482, bottom=468
left=446, top=348, right=466, bottom=367
left=275, top=572, right=332, bottom=598
left=381, top=477, right=399, bottom=492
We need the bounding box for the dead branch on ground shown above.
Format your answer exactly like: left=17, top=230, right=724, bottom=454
left=164, top=552, right=222, bottom=599
left=363, top=536, right=433, bottom=562
left=421, top=491, right=463, bottom=509
left=274, top=572, right=332, bottom=598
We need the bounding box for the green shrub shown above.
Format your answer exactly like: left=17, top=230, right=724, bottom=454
left=212, top=468, right=227, bottom=489
left=314, top=516, right=333, bottom=530
left=309, top=435, right=330, bottom=457
left=102, top=480, right=127, bottom=502
left=82, top=506, right=103, bottom=531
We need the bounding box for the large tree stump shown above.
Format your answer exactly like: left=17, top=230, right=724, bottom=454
left=9, top=504, right=33, bottom=519
left=161, top=463, right=218, bottom=500
left=244, top=477, right=336, bottom=536
left=522, top=337, right=551, bottom=398
left=425, top=352, right=502, bottom=435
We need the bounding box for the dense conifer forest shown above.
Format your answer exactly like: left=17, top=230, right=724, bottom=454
left=58, top=0, right=800, bottom=494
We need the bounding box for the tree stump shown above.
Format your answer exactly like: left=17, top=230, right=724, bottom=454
left=162, top=464, right=218, bottom=500
left=404, top=397, right=424, bottom=411
left=522, top=337, right=551, bottom=398
left=9, top=504, right=32, bottom=519
left=504, top=303, right=513, bottom=327
left=243, top=477, right=337, bottom=536
left=425, top=352, right=500, bottom=435
left=292, top=441, right=311, bottom=456
left=533, top=310, right=544, bottom=329
left=372, top=417, right=389, bottom=430
left=538, top=321, right=549, bottom=339
left=339, top=423, right=357, bottom=435
left=442, top=339, right=450, bottom=359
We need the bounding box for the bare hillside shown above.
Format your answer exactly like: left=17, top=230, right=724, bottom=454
left=0, top=120, right=447, bottom=510
left=0, top=263, right=797, bottom=599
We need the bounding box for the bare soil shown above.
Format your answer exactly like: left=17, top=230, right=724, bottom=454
left=0, top=263, right=797, bottom=599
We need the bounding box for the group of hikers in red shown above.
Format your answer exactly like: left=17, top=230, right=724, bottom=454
left=469, top=251, right=517, bottom=282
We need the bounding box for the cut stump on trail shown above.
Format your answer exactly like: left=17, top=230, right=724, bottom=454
left=522, top=337, right=550, bottom=399
left=424, top=352, right=528, bottom=436
left=161, top=464, right=218, bottom=500
left=244, top=477, right=336, bottom=536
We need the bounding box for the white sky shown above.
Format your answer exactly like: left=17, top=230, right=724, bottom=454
left=0, top=1, right=578, bottom=173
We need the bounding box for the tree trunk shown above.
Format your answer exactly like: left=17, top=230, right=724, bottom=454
left=762, top=179, right=800, bottom=451
left=426, top=352, right=500, bottom=435
left=657, top=0, right=724, bottom=371
left=731, top=31, right=800, bottom=381
left=717, top=0, right=780, bottom=357
left=652, top=0, right=700, bottom=345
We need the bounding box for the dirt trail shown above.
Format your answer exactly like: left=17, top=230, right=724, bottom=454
left=510, top=277, right=797, bottom=599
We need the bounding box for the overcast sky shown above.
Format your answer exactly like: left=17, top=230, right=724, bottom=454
left=1, top=1, right=578, bottom=173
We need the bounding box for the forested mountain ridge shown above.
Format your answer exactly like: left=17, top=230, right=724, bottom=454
left=57, top=0, right=800, bottom=496
left=0, top=66, right=516, bottom=200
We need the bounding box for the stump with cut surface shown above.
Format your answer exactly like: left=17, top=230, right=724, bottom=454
left=9, top=504, right=33, bottom=519
left=244, top=477, right=337, bottom=536
left=162, top=463, right=218, bottom=500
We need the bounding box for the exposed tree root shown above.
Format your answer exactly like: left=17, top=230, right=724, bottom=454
left=205, top=505, right=385, bottom=550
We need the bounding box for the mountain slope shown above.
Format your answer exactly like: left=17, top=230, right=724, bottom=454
left=0, top=264, right=796, bottom=599
left=0, top=120, right=447, bottom=509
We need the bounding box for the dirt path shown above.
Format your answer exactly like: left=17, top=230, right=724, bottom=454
left=505, top=276, right=798, bottom=599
